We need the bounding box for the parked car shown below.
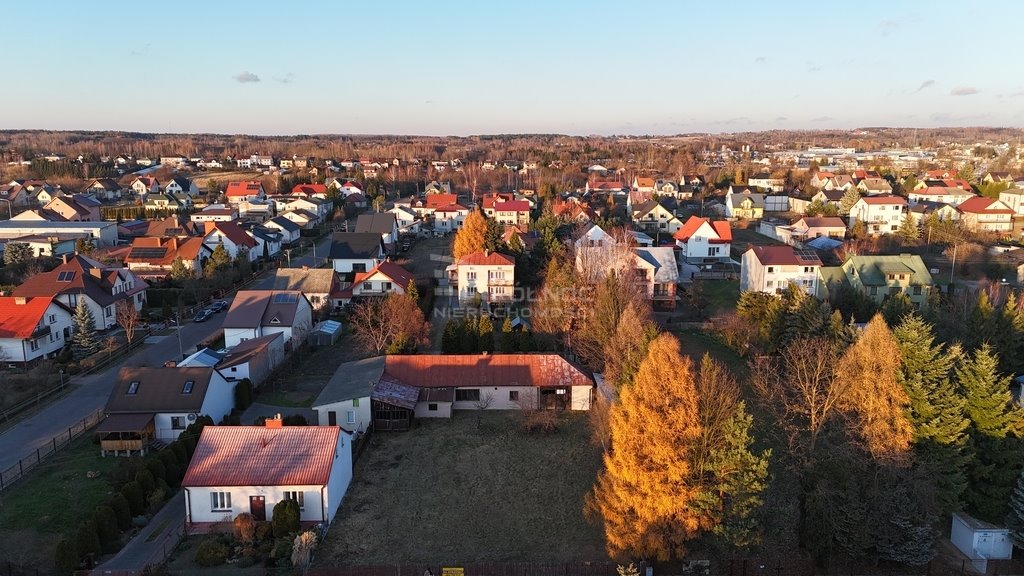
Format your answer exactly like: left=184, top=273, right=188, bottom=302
left=209, top=300, right=228, bottom=313
left=193, top=309, right=214, bottom=323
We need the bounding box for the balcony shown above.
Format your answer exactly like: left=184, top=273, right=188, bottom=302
left=30, top=324, right=51, bottom=339
left=486, top=277, right=514, bottom=286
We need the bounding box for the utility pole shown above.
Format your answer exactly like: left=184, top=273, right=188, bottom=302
left=949, top=242, right=958, bottom=286
left=173, top=313, right=184, bottom=361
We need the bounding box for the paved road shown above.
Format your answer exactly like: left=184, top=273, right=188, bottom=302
left=93, top=491, right=185, bottom=574
left=0, top=315, right=228, bottom=472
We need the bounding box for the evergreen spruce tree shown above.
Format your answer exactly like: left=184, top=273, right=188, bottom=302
left=1008, top=466, right=1024, bottom=549
left=478, top=314, right=494, bottom=352
left=406, top=279, right=419, bottom=303
left=998, top=291, right=1024, bottom=375
left=897, top=213, right=920, bottom=242
left=169, top=257, right=192, bottom=280
left=893, top=316, right=970, bottom=514
left=965, top=290, right=997, bottom=351
left=459, top=317, right=479, bottom=353
left=501, top=316, right=515, bottom=352
left=441, top=319, right=459, bottom=353
left=71, top=298, right=99, bottom=359
left=839, top=187, right=861, bottom=215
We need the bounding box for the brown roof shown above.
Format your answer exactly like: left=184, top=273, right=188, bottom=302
left=748, top=245, right=822, bottom=266
left=142, top=215, right=199, bottom=237
left=958, top=197, right=1015, bottom=215
left=383, top=354, right=594, bottom=389
left=455, top=250, right=515, bottom=266
left=222, top=290, right=306, bottom=329
left=424, top=193, right=458, bottom=209
left=859, top=195, right=907, bottom=205
left=796, top=217, right=846, bottom=228
left=203, top=221, right=257, bottom=248
left=218, top=333, right=283, bottom=369
left=266, top=268, right=338, bottom=295
left=105, top=367, right=218, bottom=414
left=12, top=254, right=132, bottom=307
left=182, top=425, right=342, bottom=487
left=353, top=261, right=415, bottom=289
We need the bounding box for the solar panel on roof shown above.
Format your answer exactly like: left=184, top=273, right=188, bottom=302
left=129, top=247, right=168, bottom=259
left=272, top=292, right=298, bottom=304
left=57, top=271, right=76, bottom=282
left=794, top=249, right=819, bottom=263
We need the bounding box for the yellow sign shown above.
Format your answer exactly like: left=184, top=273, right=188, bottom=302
left=442, top=568, right=464, bottom=576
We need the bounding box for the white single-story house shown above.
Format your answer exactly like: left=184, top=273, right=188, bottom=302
left=312, top=356, right=381, bottom=435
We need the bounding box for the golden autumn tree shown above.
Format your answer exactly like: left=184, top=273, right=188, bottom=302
left=451, top=209, right=488, bottom=259
left=587, top=333, right=703, bottom=560
left=837, top=313, right=913, bottom=460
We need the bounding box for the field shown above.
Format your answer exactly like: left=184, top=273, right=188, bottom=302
left=316, top=411, right=606, bottom=566
left=0, top=435, right=121, bottom=569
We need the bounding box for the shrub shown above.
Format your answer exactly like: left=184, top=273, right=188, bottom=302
left=158, top=451, right=181, bottom=485
left=145, top=458, right=166, bottom=485
left=271, top=499, right=300, bottom=538
left=155, top=477, right=172, bottom=497
left=110, top=493, right=132, bottom=531
left=147, top=487, right=167, bottom=512
left=54, top=538, right=79, bottom=573
left=520, top=409, right=559, bottom=434
left=93, top=505, right=120, bottom=552
left=193, top=538, right=228, bottom=567
left=255, top=521, right=273, bottom=542
left=235, top=378, right=254, bottom=409
left=233, top=513, right=256, bottom=544
left=271, top=537, right=293, bottom=564
left=170, top=441, right=188, bottom=469
left=135, top=469, right=156, bottom=495
left=282, top=414, right=308, bottom=426
left=121, top=481, right=145, bottom=516
left=76, top=519, right=101, bottom=557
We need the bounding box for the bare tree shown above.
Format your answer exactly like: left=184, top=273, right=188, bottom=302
left=349, top=293, right=429, bottom=355
left=115, top=300, right=141, bottom=345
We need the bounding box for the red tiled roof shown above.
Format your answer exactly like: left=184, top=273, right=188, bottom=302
left=635, top=177, right=655, bottom=188
left=225, top=181, right=263, bottom=197
left=859, top=195, right=907, bottom=205
left=588, top=181, right=622, bottom=190
left=383, top=354, right=594, bottom=389
left=292, top=184, right=326, bottom=196
left=12, top=255, right=129, bottom=307
left=481, top=193, right=515, bottom=209
left=0, top=296, right=56, bottom=338
left=493, top=200, right=530, bottom=213
left=353, top=261, right=415, bottom=289
left=748, top=245, right=821, bottom=267
left=182, top=426, right=342, bottom=487
left=425, top=193, right=458, bottom=209
left=456, top=250, right=515, bottom=266
left=203, top=221, right=257, bottom=248
left=673, top=215, right=732, bottom=242
left=434, top=203, right=468, bottom=213
left=957, top=197, right=1014, bottom=214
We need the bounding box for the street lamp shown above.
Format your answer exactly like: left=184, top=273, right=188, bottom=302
left=59, top=369, right=65, bottom=391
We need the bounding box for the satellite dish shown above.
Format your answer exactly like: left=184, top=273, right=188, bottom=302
left=187, top=413, right=197, bottom=422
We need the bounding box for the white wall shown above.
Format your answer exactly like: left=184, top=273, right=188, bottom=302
left=323, top=431, right=353, bottom=523
left=186, top=484, right=325, bottom=523
left=315, top=397, right=372, bottom=434
left=570, top=385, right=592, bottom=410
left=200, top=375, right=237, bottom=425
left=414, top=401, right=453, bottom=418
left=450, top=386, right=592, bottom=411
left=224, top=327, right=260, bottom=349
left=332, top=258, right=379, bottom=274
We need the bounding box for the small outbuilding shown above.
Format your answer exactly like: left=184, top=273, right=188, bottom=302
left=950, top=513, right=1013, bottom=573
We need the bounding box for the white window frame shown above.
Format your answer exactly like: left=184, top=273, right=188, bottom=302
left=211, top=491, right=232, bottom=511
left=283, top=490, right=304, bottom=510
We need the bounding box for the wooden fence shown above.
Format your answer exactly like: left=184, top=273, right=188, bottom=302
left=308, top=562, right=620, bottom=576
left=0, top=407, right=104, bottom=493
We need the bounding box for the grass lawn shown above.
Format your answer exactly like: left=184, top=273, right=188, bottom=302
left=729, top=226, right=784, bottom=248
left=256, top=335, right=366, bottom=406
left=317, top=411, right=606, bottom=565
left=0, top=435, right=120, bottom=568
left=701, top=279, right=740, bottom=315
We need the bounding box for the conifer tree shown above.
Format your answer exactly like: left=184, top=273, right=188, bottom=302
left=441, top=318, right=460, bottom=353
left=588, top=333, right=703, bottom=560
left=1008, top=466, right=1024, bottom=549
left=452, top=210, right=488, bottom=259
left=893, top=316, right=969, bottom=513
left=838, top=187, right=861, bottom=215
left=478, top=314, right=494, bottom=352
left=459, top=317, right=479, bottom=353
left=71, top=298, right=99, bottom=359
left=965, top=290, right=997, bottom=351
left=405, top=279, right=419, bottom=303
left=998, top=291, right=1024, bottom=375
left=500, top=316, right=516, bottom=352
left=169, top=256, right=192, bottom=280
left=897, top=213, right=920, bottom=242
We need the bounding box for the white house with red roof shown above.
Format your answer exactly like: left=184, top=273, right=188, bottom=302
left=956, top=197, right=1014, bottom=232
left=673, top=216, right=732, bottom=263
left=224, top=181, right=266, bottom=205
left=130, top=176, right=160, bottom=198
left=0, top=296, right=73, bottom=364
left=182, top=420, right=352, bottom=526
left=202, top=221, right=259, bottom=261
left=632, top=177, right=656, bottom=193
left=740, top=245, right=822, bottom=296
left=907, top=187, right=976, bottom=207
left=432, top=203, right=470, bottom=232
left=848, top=196, right=907, bottom=235
left=446, top=250, right=515, bottom=304
left=349, top=261, right=415, bottom=299
left=291, top=184, right=327, bottom=198
left=490, top=200, right=531, bottom=227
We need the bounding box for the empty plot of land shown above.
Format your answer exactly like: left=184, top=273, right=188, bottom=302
left=317, top=412, right=606, bottom=565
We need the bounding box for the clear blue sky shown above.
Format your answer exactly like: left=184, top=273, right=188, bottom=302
left=3, top=0, right=1022, bottom=136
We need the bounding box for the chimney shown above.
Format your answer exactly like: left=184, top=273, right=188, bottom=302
left=62, top=254, right=69, bottom=264
left=265, top=414, right=283, bottom=428
left=204, top=221, right=217, bottom=234
left=14, top=296, right=27, bottom=305
left=484, top=248, right=490, bottom=257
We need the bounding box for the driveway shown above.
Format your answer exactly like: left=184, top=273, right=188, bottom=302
left=0, top=315, right=229, bottom=472
left=93, top=491, right=185, bottom=574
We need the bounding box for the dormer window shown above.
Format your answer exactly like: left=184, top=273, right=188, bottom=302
left=182, top=380, right=194, bottom=394
left=127, top=381, right=140, bottom=395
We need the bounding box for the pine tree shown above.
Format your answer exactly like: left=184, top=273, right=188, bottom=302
left=478, top=314, right=494, bottom=352
left=500, top=317, right=515, bottom=352
left=893, top=316, right=970, bottom=514
left=406, top=279, right=419, bottom=302
left=204, top=244, right=232, bottom=277
left=441, top=319, right=460, bottom=353
left=2, top=241, right=32, bottom=265
left=880, top=292, right=916, bottom=325
left=965, top=290, right=997, bottom=351
left=169, top=257, right=192, bottom=280
left=452, top=210, right=488, bottom=259
left=998, top=291, right=1024, bottom=375
left=1009, top=466, right=1024, bottom=549
left=587, top=333, right=703, bottom=560
left=71, top=298, right=99, bottom=359
left=839, top=187, right=861, bottom=215
left=459, top=317, right=479, bottom=353
left=957, top=344, right=1024, bottom=522
left=897, top=213, right=920, bottom=242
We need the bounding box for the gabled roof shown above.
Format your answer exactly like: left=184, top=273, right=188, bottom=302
left=354, top=261, right=415, bottom=289
left=957, top=196, right=1014, bottom=214
left=354, top=213, right=398, bottom=234
left=424, top=193, right=458, bottom=209
left=840, top=254, right=934, bottom=286
left=313, top=356, right=385, bottom=406
left=218, top=333, right=284, bottom=369
left=633, top=247, right=679, bottom=283
left=203, top=221, right=257, bottom=248
left=858, top=195, right=907, bottom=205
left=492, top=200, right=531, bottom=213
left=266, top=268, right=338, bottom=295
left=182, top=425, right=343, bottom=487
left=223, top=290, right=307, bottom=329
left=267, top=216, right=301, bottom=233
left=142, top=215, right=199, bottom=237
left=634, top=177, right=656, bottom=188
left=106, top=367, right=218, bottom=413
left=329, top=232, right=384, bottom=260
left=0, top=296, right=62, bottom=339
left=292, top=183, right=327, bottom=196
left=88, top=178, right=120, bottom=192
left=126, top=236, right=207, bottom=265
left=225, top=181, right=263, bottom=197
left=455, top=250, right=515, bottom=266
left=794, top=217, right=846, bottom=229
left=382, top=354, right=594, bottom=389
left=673, top=215, right=732, bottom=242
left=12, top=254, right=137, bottom=307
left=168, top=177, right=192, bottom=190
left=816, top=189, right=846, bottom=202
left=859, top=178, right=892, bottom=191
left=747, top=245, right=822, bottom=267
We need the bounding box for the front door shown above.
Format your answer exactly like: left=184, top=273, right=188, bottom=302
left=249, top=496, right=266, bottom=521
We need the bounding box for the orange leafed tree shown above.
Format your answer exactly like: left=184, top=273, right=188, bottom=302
left=837, top=313, right=913, bottom=460
left=451, top=209, right=488, bottom=259
left=587, top=333, right=703, bottom=560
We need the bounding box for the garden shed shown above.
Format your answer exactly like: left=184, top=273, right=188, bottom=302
left=308, top=319, right=343, bottom=347
left=950, top=513, right=1012, bottom=573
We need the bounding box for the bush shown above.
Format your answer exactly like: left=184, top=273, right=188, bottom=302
left=93, top=505, right=120, bottom=553
left=135, top=469, right=156, bottom=495
left=145, top=458, right=166, bottom=485
left=271, top=537, right=293, bottom=563
left=76, top=519, right=101, bottom=557
left=235, top=378, right=254, bottom=409
left=271, top=499, right=301, bottom=538
left=170, top=441, right=188, bottom=470
left=520, top=409, right=559, bottom=434
left=255, top=521, right=273, bottom=542
left=193, top=538, right=228, bottom=567
left=121, top=481, right=145, bottom=516
left=158, top=451, right=181, bottom=485
left=147, top=487, right=167, bottom=512
left=155, top=477, right=172, bottom=497
left=54, top=538, right=79, bottom=573
left=234, top=513, right=256, bottom=544
left=110, top=493, right=132, bottom=531
left=282, top=414, right=308, bottom=426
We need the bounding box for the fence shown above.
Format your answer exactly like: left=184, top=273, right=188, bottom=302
left=0, top=407, right=104, bottom=493
left=308, top=563, right=620, bottom=576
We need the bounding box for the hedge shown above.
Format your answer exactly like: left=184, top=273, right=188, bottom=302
left=93, top=505, right=120, bottom=553
left=109, top=493, right=132, bottom=531
left=121, top=481, right=145, bottom=516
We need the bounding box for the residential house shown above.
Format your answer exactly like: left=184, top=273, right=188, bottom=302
left=144, top=193, right=192, bottom=213
left=329, top=232, right=384, bottom=274
left=925, top=169, right=958, bottom=180
left=907, top=187, right=976, bottom=206
left=369, top=354, right=594, bottom=430
left=823, top=175, right=855, bottom=191
left=0, top=296, right=73, bottom=365
left=13, top=254, right=147, bottom=329
left=165, top=177, right=198, bottom=197
left=809, top=189, right=847, bottom=212
left=446, top=250, right=515, bottom=305
left=264, top=268, right=340, bottom=312
left=140, top=215, right=200, bottom=238
left=819, top=254, right=935, bottom=308
left=125, top=236, right=211, bottom=280
left=222, top=290, right=313, bottom=349
left=572, top=222, right=616, bottom=251
left=292, top=184, right=327, bottom=198
left=355, top=213, right=399, bottom=250
left=348, top=261, right=415, bottom=301
left=100, top=367, right=235, bottom=451
left=196, top=159, right=223, bottom=169
left=159, top=156, right=187, bottom=167
left=848, top=196, right=908, bottom=235
left=282, top=197, right=327, bottom=221
left=490, top=201, right=531, bottom=228
left=236, top=200, right=275, bottom=222
left=632, top=200, right=683, bottom=235
left=725, top=189, right=765, bottom=219
left=225, top=181, right=266, bottom=205
left=983, top=172, right=1015, bottom=185
left=279, top=209, right=319, bottom=230
left=313, top=356, right=382, bottom=432
left=86, top=178, right=122, bottom=200
left=770, top=216, right=847, bottom=245
left=181, top=422, right=352, bottom=526
left=214, top=333, right=285, bottom=387
left=1, top=233, right=81, bottom=258
left=202, top=221, right=258, bottom=261
left=432, top=203, right=469, bottom=232
left=44, top=194, right=101, bottom=222
left=810, top=172, right=836, bottom=189
left=673, top=216, right=732, bottom=263
left=998, top=188, right=1024, bottom=216
left=632, top=177, right=656, bottom=193
left=632, top=247, right=679, bottom=309
left=190, top=205, right=239, bottom=223
left=552, top=200, right=598, bottom=223
left=908, top=201, right=960, bottom=226
left=740, top=245, right=822, bottom=296
left=265, top=216, right=302, bottom=245
left=585, top=180, right=624, bottom=194
left=387, top=205, right=419, bottom=231
left=856, top=178, right=893, bottom=195
left=235, top=157, right=254, bottom=169
left=748, top=173, right=785, bottom=192
left=244, top=225, right=283, bottom=260
left=0, top=220, right=119, bottom=246
left=956, top=197, right=1014, bottom=233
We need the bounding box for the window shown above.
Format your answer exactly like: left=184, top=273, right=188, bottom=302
left=382, top=282, right=392, bottom=291
left=105, top=307, right=112, bottom=317
left=767, top=267, right=775, bottom=273
left=428, top=403, right=438, bottom=411
left=171, top=416, right=186, bottom=430
left=127, top=381, right=140, bottom=395
left=182, top=381, right=194, bottom=394
left=913, top=286, right=922, bottom=296
left=870, top=287, right=878, bottom=296
left=30, top=340, right=39, bottom=351
left=49, top=314, right=56, bottom=324
left=352, top=263, right=366, bottom=273
left=509, top=390, right=519, bottom=402
left=211, top=492, right=232, bottom=511
left=766, top=280, right=774, bottom=288
left=803, top=267, right=813, bottom=273
left=455, top=389, right=480, bottom=402
left=467, top=271, right=477, bottom=281
left=283, top=491, right=304, bottom=510
left=346, top=410, right=355, bottom=424
left=352, top=398, right=360, bottom=408
left=363, top=282, right=373, bottom=291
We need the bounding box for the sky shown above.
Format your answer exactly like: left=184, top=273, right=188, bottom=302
left=3, top=0, right=1024, bottom=136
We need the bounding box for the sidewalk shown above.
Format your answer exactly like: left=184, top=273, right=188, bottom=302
left=93, top=491, right=186, bottom=574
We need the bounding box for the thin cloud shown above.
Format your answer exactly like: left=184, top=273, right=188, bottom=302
left=878, top=19, right=899, bottom=35
left=775, top=116, right=788, bottom=122
left=754, top=56, right=767, bottom=64
left=274, top=72, right=295, bottom=84
left=807, top=62, right=822, bottom=73
left=950, top=86, right=978, bottom=96
left=234, top=71, right=261, bottom=83
left=811, top=116, right=833, bottom=123
left=914, top=80, right=935, bottom=93
left=1009, top=90, right=1024, bottom=98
